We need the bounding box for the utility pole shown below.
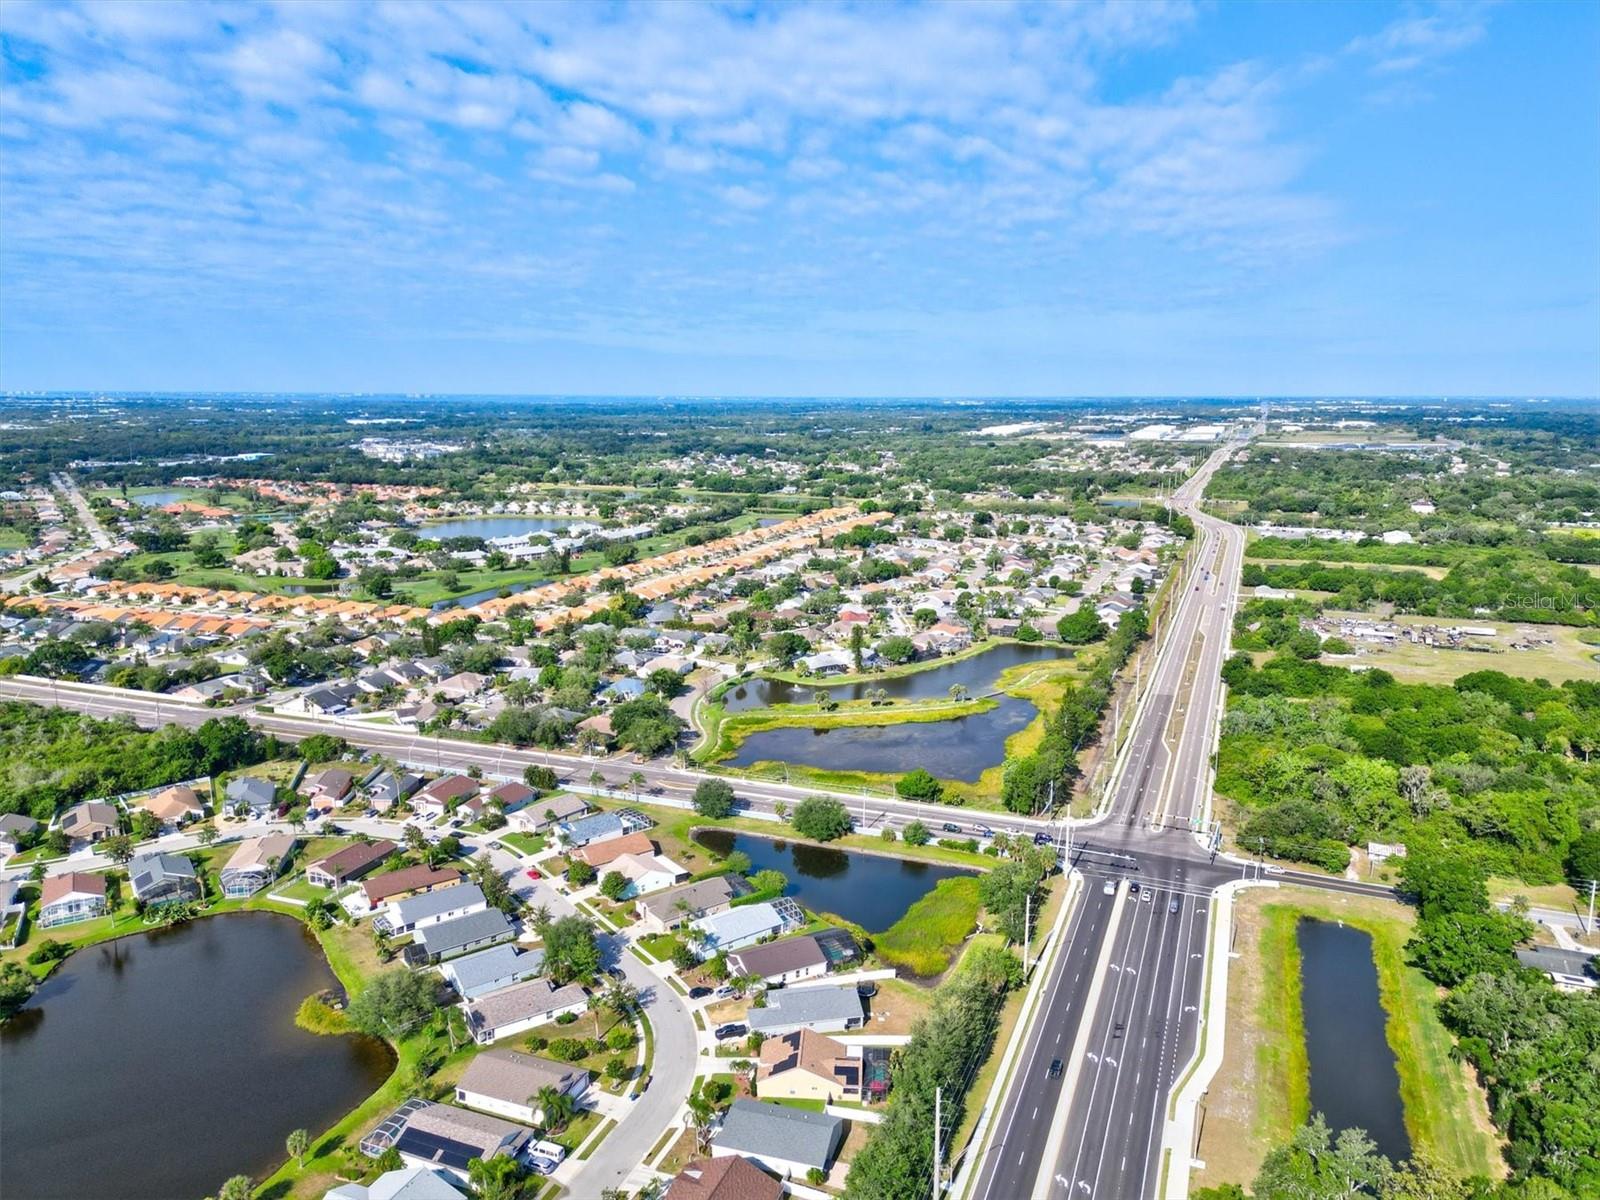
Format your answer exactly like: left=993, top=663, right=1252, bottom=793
left=932, top=1085, right=942, bottom=1199
left=1024, top=892, right=1032, bottom=971
left=1585, top=879, right=1598, bottom=935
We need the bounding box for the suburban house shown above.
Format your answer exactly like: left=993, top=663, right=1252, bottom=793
left=454, top=1047, right=589, bottom=1125
left=306, top=839, right=398, bottom=889
left=128, top=852, right=201, bottom=908
left=439, top=944, right=545, bottom=1001
left=364, top=1101, right=530, bottom=1184
left=608, top=851, right=689, bottom=897
left=747, top=983, right=866, bottom=1037
left=378, top=883, right=488, bottom=935
left=574, top=831, right=656, bottom=869
left=727, top=934, right=829, bottom=986
left=59, top=800, right=119, bottom=845
left=711, top=1100, right=845, bottom=1179
left=224, top=775, right=276, bottom=815
left=349, top=864, right=462, bottom=917
left=485, top=781, right=535, bottom=813
left=556, top=808, right=650, bottom=849
left=137, top=784, right=206, bottom=826
left=463, top=976, right=589, bottom=1045
left=412, top=908, right=515, bottom=963
left=412, top=774, right=480, bottom=820
left=690, top=899, right=803, bottom=957
left=435, top=671, right=488, bottom=701
left=323, top=1165, right=465, bottom=1200
left=301, top=767, right=356, bottom=813
left=0, top=812, right=40, bottom=858
left=507, top=793, right=589, bottom=834
left=364, top=771, right=423, bottom=812
left=757, top=1029, right=862, bottom=1104
left=0, top=879, right=28, bottom=947
left=219, top=833, right=297, bottom=898
left=666, top=1156, right=782, bottom=1200
left=635, top=875, right=746, bottom=934
left=38, top=872, right=108, bottom=927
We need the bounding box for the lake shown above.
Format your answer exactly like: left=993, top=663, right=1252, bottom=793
left=0, top=913, right=395, bottom=1200
left=693, top=829, right=977, bottom=932
left=725, top=694, right=1037, bottom=781
left=1297, top=919, right=1411, bottom=1163
left=132, top=490, right=191, bottom=507
left=419, top=516, right=579, bottom=541
left=719, top=642, right=1071, bottom=713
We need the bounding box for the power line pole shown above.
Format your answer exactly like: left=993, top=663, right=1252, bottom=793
left=932, top=1085, right=942, bottom=1199
left=1585, top=879, right=1598, bottom=935
left=1024, top=892, right=1032, bottom=971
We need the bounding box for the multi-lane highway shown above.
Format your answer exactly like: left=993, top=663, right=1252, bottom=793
left=966, top=442, right=1393, bottom=1200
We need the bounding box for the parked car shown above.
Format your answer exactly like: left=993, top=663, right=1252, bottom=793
left=714, top=1023, right=747, bottom=1041
left=1129, top=882, right=1140, bottom=896
left=688, top=986, right=712, bottom=999
left=712, top=985, right=737, bottom=1000
left=525, top=868, right=542, bottom=881
left=1168, top=897, right=1181, bottom=915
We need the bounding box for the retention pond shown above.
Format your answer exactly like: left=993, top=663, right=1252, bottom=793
left=0, top=913, right=395, bottom=1200
left=693, top=829, right=977, bottom=933
left=1297, top=918, right=1411, bottom=1163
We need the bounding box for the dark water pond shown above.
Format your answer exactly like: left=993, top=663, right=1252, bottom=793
left=132, top=490, right=191, bottom=506
left=1297, top=919, right=1411, bottom=1163
left=694, top=829, right=977, bottom=933
left=719, top=642, right=1070, bottom=713
left=726, top=695, right=1037, bottom=781
left=420, top=516, right=578, bottom=541
left=436, top=578, right=551, bottom=612
left=1, top=913, right=395, bottom=1200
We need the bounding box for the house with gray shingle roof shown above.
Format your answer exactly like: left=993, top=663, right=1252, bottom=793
left=711, top=1099, right=844, bottom=1178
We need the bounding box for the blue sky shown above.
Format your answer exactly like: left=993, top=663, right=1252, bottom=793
left=1, top=0, right=1595, bottom=397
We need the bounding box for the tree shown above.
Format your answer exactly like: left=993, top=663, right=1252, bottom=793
left=609, top=694, right=686, bottom=756
left=1252, top=1115, right=1391, bottom=1200
left=646, top=668, right=687, bottom=698
left=217, top=1176, right=254, bottom=1200
left=542, top=915, right=602, bottom=985
left=470, top=853, right=515, bottom=914
left=466, top=1153, right=525, bottom=1200
left=286, top=1128, right=310, bottom=1169
left=0, top=962, right=36, bottom=1014
left=535, top=1084, right=576, bottom=1132
left=877, top=635, right=917, bottom=664
left=523, top=764, right=558, bottom=791
left=1567, top=827, right=1600, bottom=884
left=895, top=767, right=943, bottom=803
left=196, top=822, right=219, bottom=846
left=599, top=870, right=629, bottom=901
left=790, top=796, right=852, bottom=842
left=1398, top=850, right=1488, bottom=920
left=902, top=820, right=930, bottom=846
left=765, top=631, right=810, bottom=667
left=1057, top=607, right=1107, bottom=644
left=103, top=833, right=134, bottom=865
left=693, top=778, right=736, bottom=820
left=346, top=969, right=438, bottom=1040
left=686, top=1093, right=717, bottom=1152
left=751, top=868, right=787, bottom=895
left=567, top=859, right=596, bottom=887
left=1406, top=910, right=1528, bottom=987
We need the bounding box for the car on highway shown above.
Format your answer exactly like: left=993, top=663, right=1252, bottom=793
left=976, top=825, right=995, bottom=838
left=525, top=868, right=542, bottom=880
left=942, top=822, right=961, bottom=834
left=1048, top=1059, right=1063, bottom=1079
left=1102, top=880, right=1116, bottom=896
left=1033, top=832, right=1053, bottom=845
left=714, top=1023, right=747, bottom=1041
left=1263, top=864, right=1285, bottom=875
left=1168, top=897, right=1181, bottom=914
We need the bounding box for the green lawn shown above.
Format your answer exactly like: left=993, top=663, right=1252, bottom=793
left=499, top=831, right=546, bottom=856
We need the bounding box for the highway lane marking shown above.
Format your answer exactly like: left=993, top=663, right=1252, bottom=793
left=1030, top=881, right=1132, bottom=1198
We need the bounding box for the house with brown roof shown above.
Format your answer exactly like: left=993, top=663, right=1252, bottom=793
left=506, top=792, right=589, bottom=834
left=306, top=839, right=398, bottom=889
left=636, top=874, right=746, bottom=934
left=666, top=1156, right=782, bottom=1200
left=59, top=801, right=119, bottom=845
left=574, top=831, right=656, bottom=869
left=757, top=1029, right=862, bottom=1104
left=348, top=864, right=463, bottom=917
left=727, top=934, right=829, bottom=986
left=301, top=767, right=355, bottom=812
left=412, top=774, right=480, bottom=820
left=137, top=784, right=206, bottom=826
left=38, top=872, right=108, bottom=927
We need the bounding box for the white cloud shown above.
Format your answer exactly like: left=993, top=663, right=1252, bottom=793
left=1349, top=2, right=1495, bottom=74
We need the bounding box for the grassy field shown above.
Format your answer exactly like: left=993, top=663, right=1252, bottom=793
left=1192, top=887, right=1500, bottom=1191
left=1319, top=610, right=1600, bottom=685
left=873, top=875, right=981, bottom=976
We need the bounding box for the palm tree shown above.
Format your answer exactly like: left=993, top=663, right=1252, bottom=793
left=686, top=1092, right=717, bottom=1153
left=196, top=822, right=219, bottom=847
left=589, top=769, right=607, bottom=794
left=286, top=1128, right=309, bottom=1169
left=530, top=904, right=554, bottom=936
left=627, top=770, right=646, bottom=801
left=535, top=1085, right=575, bottom=1132
left=465, top=1154, right=522, bottom=1200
